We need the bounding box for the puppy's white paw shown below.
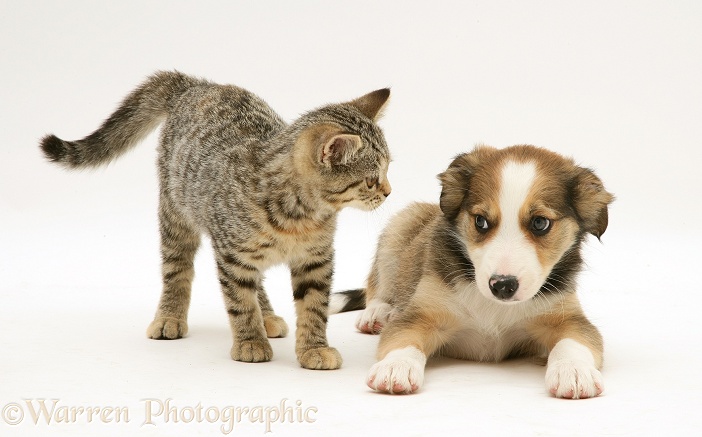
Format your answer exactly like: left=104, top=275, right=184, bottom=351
left=546, top=339, right=604, bottom=399
left=367, top=346, right=426, bottom=394
left=356, top=299, right=393, bottom=334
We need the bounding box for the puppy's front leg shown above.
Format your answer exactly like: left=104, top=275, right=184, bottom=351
left=367, top=296, right=456, bottom=394
left=367, top=345, right=427, bottom=394
left=545, top=338, right=604, bottom=399
left=531, top=306, right=605, bottom=399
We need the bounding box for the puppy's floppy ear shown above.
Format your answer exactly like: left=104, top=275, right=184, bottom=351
left=570, top=167, right=614, bottom=239
left=349, top=88, right=391, bottom=121
left=439, top=152, right=478, bottom=222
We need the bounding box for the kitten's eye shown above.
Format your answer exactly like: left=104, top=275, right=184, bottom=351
left=475, top=215, right=489, bottom=233
left=530, top=216, right=551, bottom=236
left=365, top=177, right=379, bottom=189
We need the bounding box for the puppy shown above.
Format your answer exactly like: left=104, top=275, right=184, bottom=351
left=332, top=145, right=613, bottom=398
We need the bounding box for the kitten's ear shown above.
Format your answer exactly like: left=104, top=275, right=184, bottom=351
left=349, top=88, right=391, bottom=121
left=321, top=134, right=363, bottom=166
left=569, top=167, right=614, bottom=239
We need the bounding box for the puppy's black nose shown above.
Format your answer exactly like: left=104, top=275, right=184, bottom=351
left=489, top=275, right=519, bottom=300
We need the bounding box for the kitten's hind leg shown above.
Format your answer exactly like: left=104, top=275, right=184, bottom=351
left=290, top=252, right=342, bottom=370
left=214, top=249, right=272, bottom=363
left=257, top=290, right=289, bottom=338
left=147, top=196, right=200, bottom=340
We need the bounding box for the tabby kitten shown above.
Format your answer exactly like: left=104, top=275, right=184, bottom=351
left=40, top=71, right=392, bottom=370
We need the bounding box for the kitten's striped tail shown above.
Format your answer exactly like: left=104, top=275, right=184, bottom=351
left=40, top=71, right=204, bottom=168
left=328, top=288, right=366, bottom=315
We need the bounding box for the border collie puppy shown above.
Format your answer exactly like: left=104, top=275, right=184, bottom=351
left=332, top=145, right=614, bottom=398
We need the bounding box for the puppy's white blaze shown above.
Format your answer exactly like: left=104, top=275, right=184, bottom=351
left=470, top=160, right=543, bottom=302
left=367, top=346, right=426, bottom=394
left=546, top=339, right=603, bottom=399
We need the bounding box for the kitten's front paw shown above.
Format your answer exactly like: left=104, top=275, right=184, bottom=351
left=231, top=340, right=273, bottom=363
left=356, top=299, right=393, bottom=334
left=298, top=347, right=342, bottom=370
left=545, top=360, right=603, bottom=399
left=147, top=317, right=188, bottom=339
left=367, top=346, right=426, bottom=394
left=263, top=315, right=289, bottom=338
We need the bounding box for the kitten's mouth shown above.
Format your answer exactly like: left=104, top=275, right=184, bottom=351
left=367, top=197, right=386, bottom=210
left=342, top=195, right=387, bottom=212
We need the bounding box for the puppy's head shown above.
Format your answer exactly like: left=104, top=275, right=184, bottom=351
left=439, top=145, right=613, bottom=304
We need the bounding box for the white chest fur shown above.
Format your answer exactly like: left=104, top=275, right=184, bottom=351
left=439, top=283, right=537, bottom=362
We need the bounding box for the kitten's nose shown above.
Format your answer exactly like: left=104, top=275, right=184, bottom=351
left=380, top=181, right=391, bottom=197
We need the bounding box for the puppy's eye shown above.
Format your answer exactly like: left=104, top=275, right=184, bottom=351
left=365, top=177, right=378, bottom=189
left=531, top=216, right=551, bottom=235
left=475, top=215, right=489, bottom=233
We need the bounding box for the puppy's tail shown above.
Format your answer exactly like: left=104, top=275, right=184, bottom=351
left=328, top=289, right=366, bottom=315
left=40, top=71, right=205, bottom=169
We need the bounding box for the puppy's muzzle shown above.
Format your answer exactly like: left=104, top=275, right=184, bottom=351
left=489, top=275, right=519, bottom=300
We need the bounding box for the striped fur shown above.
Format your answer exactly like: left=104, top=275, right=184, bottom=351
left=40, top=71, right=392, bottom=369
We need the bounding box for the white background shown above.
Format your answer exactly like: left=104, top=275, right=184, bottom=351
left=2, top=1, right=702, bottom=436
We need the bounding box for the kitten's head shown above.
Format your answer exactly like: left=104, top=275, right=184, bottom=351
left=293, top=89, right=392, bottom=211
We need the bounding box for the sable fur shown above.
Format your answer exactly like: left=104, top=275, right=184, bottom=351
left=333, top=144, right=613, bottom=397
